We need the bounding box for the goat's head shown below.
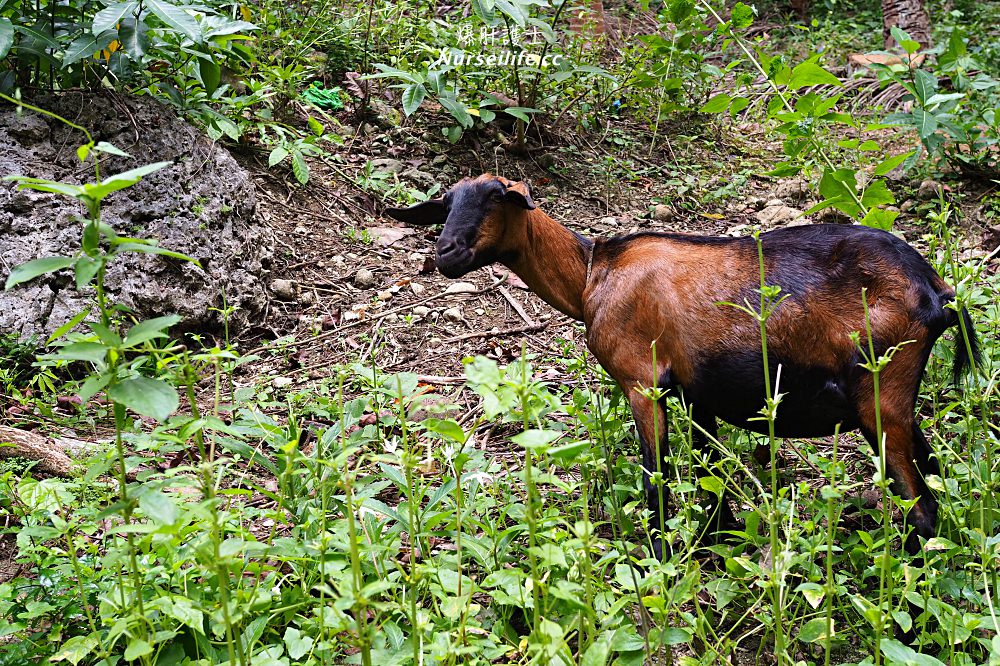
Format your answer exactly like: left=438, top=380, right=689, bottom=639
left=385, top=174, right=535, bottom=278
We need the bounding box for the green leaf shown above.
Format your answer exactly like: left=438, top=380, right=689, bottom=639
left=48, top=308, right=91, bottom=343
left=700, top=93, right=732, bottom=113
left=494, top=0, right=526, bottom=26
left=787, top=62, right=842, bottom=90
left=911, top=108, right=938, bottom=139
left=860, top=207, right=899, bottom=231
left=137, top=488, right=179, bottom=524
left=307, top=116, right=324, bottom=136
left=145, top=0, right=202, bottom=41
left=580, top=631, right=613, bottom=666
left=503, top=106, right=539, bottom=123
left=268, top=146, right=289, bottom=167
left=0, top=17, right=13, bottom=59
left=198, top=57, right=221, bottom=96
left=93, top=141, right=130, bottom=157
left=108, top=376, right=179, bottom=422
left=5, top=256, right=76, bottom=289
left=284, top=627, right=314, bottom=660
left=93, top=1, right=139, bottom=35
left=118, top=16, right=149, bottom=58
left=401, top=83, right=426, bottom=116
left=5, top=176, right=85, bottom=198
left=548, top=439, right=590, bottom=462
left=124, top=314, right=181, bottom=347
left=124, top=639, right=153, bottom=661
left=860, top=179, right=895, bottom=208
left=471, top=0, right=495, bottom=21
left=63, top=31, right=116, bottom=65
left=874, top=151, right=914, bottom=176
left=798, top=617, right=834, bottom=643
left=113, top=243, right=197, bottom=264
left=890, top=27, right=920, bottom=55
left=730, top=2, right=754, bottom=29
left=439, top=96, right=474, bottom=127
left=291, top=151, right=309, bottom=184
left=668, top=0, right=695, bottom=23
left=511, top=429, right=560, bottom=451
left=912, top=69, right=938, bottom=105
left=50, top=633, right=100, bottom=665
left=881, top=638, right=946, bottom=666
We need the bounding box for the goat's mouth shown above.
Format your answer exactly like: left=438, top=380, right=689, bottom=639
left=436, top=248, right=476, bottom=278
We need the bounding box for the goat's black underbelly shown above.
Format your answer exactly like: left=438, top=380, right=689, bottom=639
left=681, top=351, right=860, bottom=437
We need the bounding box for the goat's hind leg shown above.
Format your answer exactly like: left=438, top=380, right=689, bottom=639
left=688, top=411, right=741, bottom=541
left=628, top=389, right=673, bottom=560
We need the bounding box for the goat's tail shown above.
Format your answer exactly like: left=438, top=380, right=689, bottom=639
left=952, top=307, right=981, bottom=385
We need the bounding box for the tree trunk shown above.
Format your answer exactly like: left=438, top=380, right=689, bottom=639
left=882, top=0, right=932, bottom=50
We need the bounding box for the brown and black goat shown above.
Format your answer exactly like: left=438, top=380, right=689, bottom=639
left=386, top=174, right=980, bottom=557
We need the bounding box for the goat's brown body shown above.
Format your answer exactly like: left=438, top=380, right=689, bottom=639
left=387, top=174, right=978, bottom=557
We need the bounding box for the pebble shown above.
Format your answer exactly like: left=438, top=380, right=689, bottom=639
left=354, top=269, right=375, bottom=288
left=474, top=308, right=485, bottom=316
left=917, top=179, right=943, bottom=200
left=410, top=282, right=426, bottom=296
left=755, top=205, right=804, bottom=226
left=653, top=204, right=674, bottom=222
left=412, top=305, right=430, bottom=317
left=299, top=291, right=315, bottom=306
left=272, top=377, right=293, bottom=389
left=383, top=314, right=399, bottom=323
left=764, top=198, right=784, bottom=207
left=444, top=282, right=477, bottom=294
left=599, top=216, right=618, bottom=227
left=271, top=279, right=297, bottom=300
left=432, top=154, right=447, bottom=166
left=332, top=255, right=345, bottom=266
left=428, top=337, right=442, bottom=348
left=443, top=307, right=462, bottom=322
left=294, top=225, right=307, bottom=235
left=376, top=289, right=393, bottom=301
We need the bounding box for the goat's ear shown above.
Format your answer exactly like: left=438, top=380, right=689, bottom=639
left=384, top=199, right=447, bottom=226
left=504, top=181, right=536, bottom=210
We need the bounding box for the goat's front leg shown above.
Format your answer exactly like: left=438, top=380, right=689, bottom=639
left=628, top=388, right=672, bottom=560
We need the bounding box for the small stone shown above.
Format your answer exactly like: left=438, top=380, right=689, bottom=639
left=917, top=179, right=943, bottom=200
left=410, top=282, right=426, bottom=296
left=653, top=204, right=674, bottom=222
left=900, top=200, right=917, bottom=213
left=475, top=308, right=485, bottom=316
left=354, top=269, right=376, bottom=289
left=432, top=154, right=447, bottom=166
left=371, top=158, right=404, bottom=174
left=412, top=306, right=430, bottom=317
left=420, top=131, right=436, bottom=143
left=272, top=376, right=293, bottom=389
left=537, top=153, right=557, bottom=170
left=755, top=205, right=804, bottom=227
left=443, top=307, right=462, bottom=322
left=428, top=337, right=442, bottom=348
left=299, top=291, right=316, bottom=306
left=490, top=327, right=500, bottom=334
left=726, top=224, right=749, bottom=236
left=377, top=289, right=393, bottom=301
left=383, top=314, right=399, bottom=323
left=764, top=198, right=784, bottom=207
left=271, top=279, right=297, bottom=300
left=983, top=225, right=1000, bottom=251
left=444, top=282, right=477, bottom=295
left=402, top=168, right=436, bottom=190
left=773, top=179, right=809, bottom=202
left=294, top=225, right=307, bottom=235
left=599, top=216, right=618, bottom=227
left=332, top=255, right=346, bottom=267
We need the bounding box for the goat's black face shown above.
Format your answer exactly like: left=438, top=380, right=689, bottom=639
left=385, top=175, right=535, bottom=278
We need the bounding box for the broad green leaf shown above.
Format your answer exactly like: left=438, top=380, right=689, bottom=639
left=912, top=68, right=938, bottom=104
left=890, top=27, right=920, bottom=55
left=860, top=207, right=899, bottom=230
left=93, top=141, right=130, bottom=157
left=284, top=627, right=313, bottom=661
left=881, top=638, right=946, bottom=666
left=729, top=96, right=750, bottom=117
left=124, top=314, right=181, bottom=346
left=548, top=439, right=590, bottom=462
left=78, top=371, right=112, bottom=403
left=93, top=1, right=139, bottom=35
left=860, top=179, right=895, bottom=208
left=913, top=108, right=938, bottom=139
left=730, top=2, right=754, bottom=29
left=0, top=18, right=15, bottom=59
left=145, top=0, right=201, bottom=41
left=512, top=429, right=560, bottom=451
left=401, top=83, right=426, bottom=116
left=494, top=0, right=526, bottom=26
left=48, top=308, right=91, bottom=343
left=118, top=16, right=149, bottom=58
left=668, top=0, right=695, bottom=23
left=700, top=93, right=732, bottom=113
left=798, top=617, right=834, bottom=643
left=291, top=151, right=309, bottom=184
left=471, top=0, right=496, bottom=21
left=439, top=96, right=474, bottom=127
left=268, top=146, right=288, bottom=167
left=198, top=57, right=221, bottom=96
left=137, top=488, right=179, bottom=524
left=874, top=151, right=914, bottom=176
left=787, top=62, right=842, bottom=90
left=5, top=176, right=85, bottom=198
left=124, top=639, right=153, bottom=661
left=63, top=31, right=116, bottom=65
left=108, top=376, right=179, bottom=421
left=5, top=255, right=75, bottom=289
left=50, top=633, right=100, bottom=664
left=47, top=342, right=108, bottom=365
left=503, top=106, right=539, bottom=123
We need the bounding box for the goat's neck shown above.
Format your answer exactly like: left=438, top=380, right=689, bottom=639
left=501, top=208, right=591, bottom=321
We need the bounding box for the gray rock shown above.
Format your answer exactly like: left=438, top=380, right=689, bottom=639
left=271, top=279, right=298, bottom=300
left=917, top=179, right=943, bottom=200
left=773, top=179, right=810, bottom=202
left=431, top=154, right=447, bottom=166
left=599, top=216, right=618, bottom=227
left=652, top=204, right=674, bottom=222
left=410, top=281, right=426, bottom=296
left=402, top=168, right=436, bottom=190
left=371, top=158, right=404, bottom=174
left=272, top=376, right=293, bottom=389
left=755, top=205, right=804, bottom=226
left=412, top=305, right=430, bottom=317
left=443, top=307, right=462, bottom=322
left=354, top=268, right=376, bottom=288
left=444, top=282, right=477, bottom=294
left=0, top=93, right=269, bottom=340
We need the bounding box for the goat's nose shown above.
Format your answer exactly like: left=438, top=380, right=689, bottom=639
left=437, top=238, right=459, bottom=257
